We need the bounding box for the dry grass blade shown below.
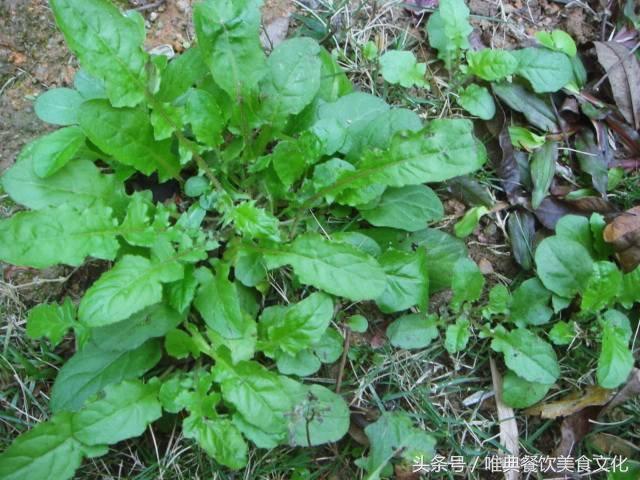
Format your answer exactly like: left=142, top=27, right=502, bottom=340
left=489, top=358, right=520, bottom=480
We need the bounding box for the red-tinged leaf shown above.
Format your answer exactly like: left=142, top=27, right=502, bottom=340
left=594, top=42, right=640, bottom=130
left=575, top=129, right=609, bottom=194
left=508, top=210, right=535, bottom=270
left=534, top=196, right=580, bottom=230
left=498, top=123, right=527, bottom=205
left=605, top=113, right=640, bottom=156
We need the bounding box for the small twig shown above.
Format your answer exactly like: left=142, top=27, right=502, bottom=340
left=134, top=0, right=165, bottom=12
left=335, top=328, right=351, bottom=394
left=593, top=40, right=640, bottom=92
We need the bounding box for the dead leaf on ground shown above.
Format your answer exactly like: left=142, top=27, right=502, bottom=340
left=589, top=433, right=640, bottom=458
left=497, top=122, right=528, bottom=206
left=490, top=358, right=520, bottom=480
left=556, top=405, right=602, bottom=457
left=531, top=370, right=640, bottom=457
left=594, top=42, right=640, bottom=130
left=524, top=386, right=613, bottom=419
left=603, top=206, right=640, bottom=272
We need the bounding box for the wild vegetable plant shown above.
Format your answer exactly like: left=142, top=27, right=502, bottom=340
left=0, top=0, right=490, bottom=477
left=371, top=0, right=638, bottom=412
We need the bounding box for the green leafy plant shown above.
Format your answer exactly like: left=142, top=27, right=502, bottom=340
left=0, top=0, right=490, bottom=477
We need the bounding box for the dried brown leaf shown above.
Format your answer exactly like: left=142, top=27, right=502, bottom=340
left=594, top=42, right=640, bottom=130
left=604, top=206, right=640, bottom=271
left=556, top=405, right=602, bottom=457
left=589, top=433, right=640, bottom=458
left=524, top=386, right=613, bottom=419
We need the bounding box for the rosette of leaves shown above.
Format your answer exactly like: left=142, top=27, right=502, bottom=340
left=0, top=0, right=488, bottom=477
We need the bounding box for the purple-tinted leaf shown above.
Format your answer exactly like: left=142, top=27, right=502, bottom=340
left=575, top=129, right=609, bottom=195
left=498, top=123, right=527, bottom=205
left=508, top=210, right=536, bottom=270
left=534, top=197, right=580, bottom=230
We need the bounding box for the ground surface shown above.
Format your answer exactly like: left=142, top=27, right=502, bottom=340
left=1, top=1, right=639, bottom=479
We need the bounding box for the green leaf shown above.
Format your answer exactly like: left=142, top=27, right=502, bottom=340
left=317, top=48, right=353, bottom=102
left=548, top=321, right=576, bottom=345
left=156, top=46, right=209, bottom=102
left=603, top=309, right=632, bottom=341
left=535, top=236, right=594, bottom=298
left=0, top=203, right=119, bottom=268
left=352, top=108, right=423, bottom=157
left=535, top=30, right=577, bottom=57
left=405, top=228, right=468, bottom=292
left=492, top=82, right=557, bottom=131
left=165, top=329, right=202, bottom=360
left=193, top=0, right=266, bottom=98
left=79, top=254, right=183, bottom=327
left=597, top=320, right=634, bottom=389
left=50, top=339, right=162, bottom=413
left=359, top=185, right=443, bottom=232
left=509, top=126, right=546, bottom=150
left=379, top=50, right=427, bottom=88
left=183, top=416, right=248, bottom=469
left=261, top=38, right=322, bottom=122
left=315, top=92, right=390, bottom=155
left=347, top=314, right=369, bottom=333
left=213, top=359, right=299, bottom=437
left=335, top=119, right=487, bottom=202
left=375, top=248, right=429, bottom=313
left=387, top=314, right=438, bottom=349
left=74, top=69, right=107, bottom=100
left=556, top=214, right=594, bottom=256
left=263, top=233, right=387, bottom=302
left=445, top=317, right=471, bottom=353
left=510, top=278, right=553, bottom=327
left=34, top=88, right=84, bottom=126
left=286, top=385, right=350, bottom=447
left=27, top=298, right=76, bottom=347
left=275, top=349, right=322, bottom=377
left=90, top=304, right=183, bottom=351
left=620, top=266, right=640, bottom=307
left=457, top=84, right=496, bottom=120
left=362, top=412, right=436, bottom=480
left=491, top=326, right=560, bottom=384
left=313, top=328, right=344, bottom=363
left=502, top=370, right=551, bottom=408
left=451, top=257, right=485, bottom=310
left=483, top=284, right=511, bottom=317
left=184, top=89, right=225, bottom=147
left=454, top=205, right=489, bottom=238
left=466, top=49, right=518, bottom=81
left=260, top=292, right=333, bottom=356
left=194, top=267, right=257, bottom=363
left=0, top=413, right=94, bottom=480
left=581, top=261, right=623, bottom=313
left=228, top=201, right=281, bottom=241
left=72, top=379, right=162, bottom=445
left=78, top=99, right=180, bottom=181
left=530, top=141, right=557, bottom=208
left=22, top=127, right=85, bottom=178
left=271, top=132, right=323, bottom=188
left=50, top=0, right=148, bottom=107
left=426, top=0, right=472, bottom=68
left=1, top=157, right=125, bottom=211
left=514, top=48, right=573, bottom=93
